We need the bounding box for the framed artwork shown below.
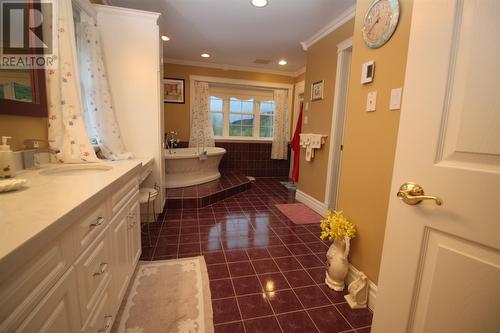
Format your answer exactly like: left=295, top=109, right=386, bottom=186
left=163, top=78, right=185, bottom=103
left=311, top=80, right=324, bottom=101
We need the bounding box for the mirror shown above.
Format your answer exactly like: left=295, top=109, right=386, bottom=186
left=0, top=68, right=48, bottom=117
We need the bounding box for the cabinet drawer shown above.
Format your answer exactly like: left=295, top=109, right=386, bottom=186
left=69, top=202, right=108, bottom=259
left=74, top=227, right=112, bottom=324
left=111, top=178, right=139, bottom=215
left=0, top=240, right=70, bottom=332
left=15, top=267, right=81, bottom=333
left=82, top=280, right=113, bottom=333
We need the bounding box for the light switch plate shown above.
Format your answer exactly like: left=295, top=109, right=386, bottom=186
left=366, top=91, right=377, bottom=112
left=305, top=102, right=309, bottom=111
left=304, top=115, right=309, bottom=124
left=390, top=88, right=402, bottom=110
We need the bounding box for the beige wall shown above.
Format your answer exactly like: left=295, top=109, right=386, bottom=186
left=297, top=19, right=355, bottom=201
left=0, top=115, right=48, bottom=151
left=297, top=1, right=413, bottom=283
left=338, top=0, right=413, bottom=283
left=163, top=63, right=296, bottom=141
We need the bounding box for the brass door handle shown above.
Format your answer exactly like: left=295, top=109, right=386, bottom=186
left=397, top=182, right=443, bottom=206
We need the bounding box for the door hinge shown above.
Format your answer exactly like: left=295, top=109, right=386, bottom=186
left=340, top=144, right=343, bottom=151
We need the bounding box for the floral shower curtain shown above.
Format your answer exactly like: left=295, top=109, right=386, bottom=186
left=189, top=81, right=215, bottom=148
left=46, top=0, right=98, bottom=163
left=76, top=10, right=132, bottom=160
left=271, top=89, right=289, bottom=160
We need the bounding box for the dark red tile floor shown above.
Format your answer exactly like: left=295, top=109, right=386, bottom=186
left=141, top=178, right=372, bottom=333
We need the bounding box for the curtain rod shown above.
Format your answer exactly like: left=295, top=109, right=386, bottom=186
left=199, top=81, right=287, bottom=92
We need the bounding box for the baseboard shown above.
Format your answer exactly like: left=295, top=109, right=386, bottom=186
left=295, top=190, right=377, bottom=310
left=295, top=190, right=327, bottom=215
left=346, top=263, right=377, bottom=311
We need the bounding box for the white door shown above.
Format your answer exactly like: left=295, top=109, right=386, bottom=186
left=373, top=1, right=500, bottom=333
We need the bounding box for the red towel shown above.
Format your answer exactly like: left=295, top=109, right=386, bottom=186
left=291, top=102, right=303, bottom=183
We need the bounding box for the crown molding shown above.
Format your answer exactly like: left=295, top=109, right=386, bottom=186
left=164, top=58, right=304, bottom=78
left=300, top=4, right=356, bottom=51
left=293, top=66, right=306, bottom=77
left=94, top=4, right=160, bottom=19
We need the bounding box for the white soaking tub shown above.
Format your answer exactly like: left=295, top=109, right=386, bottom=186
left=164, top=147, right=226, bottom=188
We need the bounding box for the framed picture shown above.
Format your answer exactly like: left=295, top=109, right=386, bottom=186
left=163, top=78, right=185, bottom=103
left=311, top=80, right=324, bottom=101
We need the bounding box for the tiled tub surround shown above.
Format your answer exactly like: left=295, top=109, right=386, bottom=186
left=166, top=173, right=252, bottom=209
left=175, top=141, right=291, bottom=177
left=142, top=178, right=372, bottom=333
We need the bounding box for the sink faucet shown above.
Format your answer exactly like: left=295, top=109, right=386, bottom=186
left=23, top=139, right=60, bottom=169
left=164, top=131, right=180, bottom=155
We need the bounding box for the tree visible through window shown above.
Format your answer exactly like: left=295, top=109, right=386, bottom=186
left=210, top=93, right=275, bottom=139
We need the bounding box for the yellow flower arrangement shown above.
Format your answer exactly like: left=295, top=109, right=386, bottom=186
left=320, top=210, right=356, bottom=241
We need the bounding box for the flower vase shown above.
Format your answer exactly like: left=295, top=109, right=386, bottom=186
left=325, top=237, right=350, bottom=291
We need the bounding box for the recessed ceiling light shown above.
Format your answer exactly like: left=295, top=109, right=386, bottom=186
left=201, top=53, right=211, bottom=58
left=251, top=0, right=268, bottom=8
left=161, top=35, right=170, bottom=41
left=278, top=59, right=287, bottom=66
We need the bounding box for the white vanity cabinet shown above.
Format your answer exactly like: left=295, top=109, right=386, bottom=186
left=0, top=172, right=142, bottom=333
left=95, top=4, right=165, bottom=214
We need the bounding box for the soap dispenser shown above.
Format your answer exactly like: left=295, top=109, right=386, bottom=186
left=0, top=136, right=16, bottom=178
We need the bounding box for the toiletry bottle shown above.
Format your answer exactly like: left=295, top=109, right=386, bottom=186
left=0, top=136, right=16, bottom=178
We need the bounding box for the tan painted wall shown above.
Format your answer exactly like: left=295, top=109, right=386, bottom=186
left=0, top=115, right=48, bottom=151
left=337, top=0, right=414, bottom=283
left=297, top=19, right=355, bottom=201
left=163, top=63, right=296, bottom=141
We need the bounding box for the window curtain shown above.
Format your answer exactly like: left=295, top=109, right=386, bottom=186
left=46, top=0, right=98, bottom=163
left=76, top=10, right=132, bottom=160
left=189, top=81, right=215, bottom=148
left=271, top=89, right=289, bottom=160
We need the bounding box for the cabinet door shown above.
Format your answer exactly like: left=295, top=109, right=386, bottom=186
left=16, top=268, right=81, bottom=333
left=109, top=207, right=131, bottom=314
left=128, top=200, right=141, bottom=267
left=82, top=286, right=113, bottom=333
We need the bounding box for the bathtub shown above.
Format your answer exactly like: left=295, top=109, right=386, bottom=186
left=164, top=147, right=226, bottom=188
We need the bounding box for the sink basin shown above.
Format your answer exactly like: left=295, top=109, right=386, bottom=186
left=39, top=165, right=113, bottom=176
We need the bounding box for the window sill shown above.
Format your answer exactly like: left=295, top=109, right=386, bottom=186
left=214, top=137, right=273, bottom=143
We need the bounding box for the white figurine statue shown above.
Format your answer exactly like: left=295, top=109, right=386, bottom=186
left=344, top=272, right=368, bottom=309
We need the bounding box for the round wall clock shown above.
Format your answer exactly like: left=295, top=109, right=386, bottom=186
left=362, top=0, right=400, bottom=49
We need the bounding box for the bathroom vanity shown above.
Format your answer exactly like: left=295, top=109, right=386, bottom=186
left=0, top=159, right=152, bottom=332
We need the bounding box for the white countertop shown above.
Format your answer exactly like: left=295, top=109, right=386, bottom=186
left=0, top=158, right=153, bottom=267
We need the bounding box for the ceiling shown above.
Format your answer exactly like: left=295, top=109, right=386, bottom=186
left=106, top=0, right=355, bottom=75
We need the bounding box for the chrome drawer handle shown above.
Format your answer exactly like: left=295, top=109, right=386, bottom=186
left=93, top=262, right=108, bottom=276
left=127, top=212, right=137, bottom=228
left=90, top=216, right=105, bottom=227
left=97, top=314, right=113, bottom=332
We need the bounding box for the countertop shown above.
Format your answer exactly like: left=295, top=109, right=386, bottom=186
left=0, top=158, right=153, bottom=268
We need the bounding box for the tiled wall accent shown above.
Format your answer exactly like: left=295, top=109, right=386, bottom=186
left=216, top=142, right=291, bottom=177
left=174, top=141, right=290, bottom=177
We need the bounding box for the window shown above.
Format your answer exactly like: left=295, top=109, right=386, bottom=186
left=210, top=96, right=224, bottom=136
left=209, top=87, right=275, bottom=140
